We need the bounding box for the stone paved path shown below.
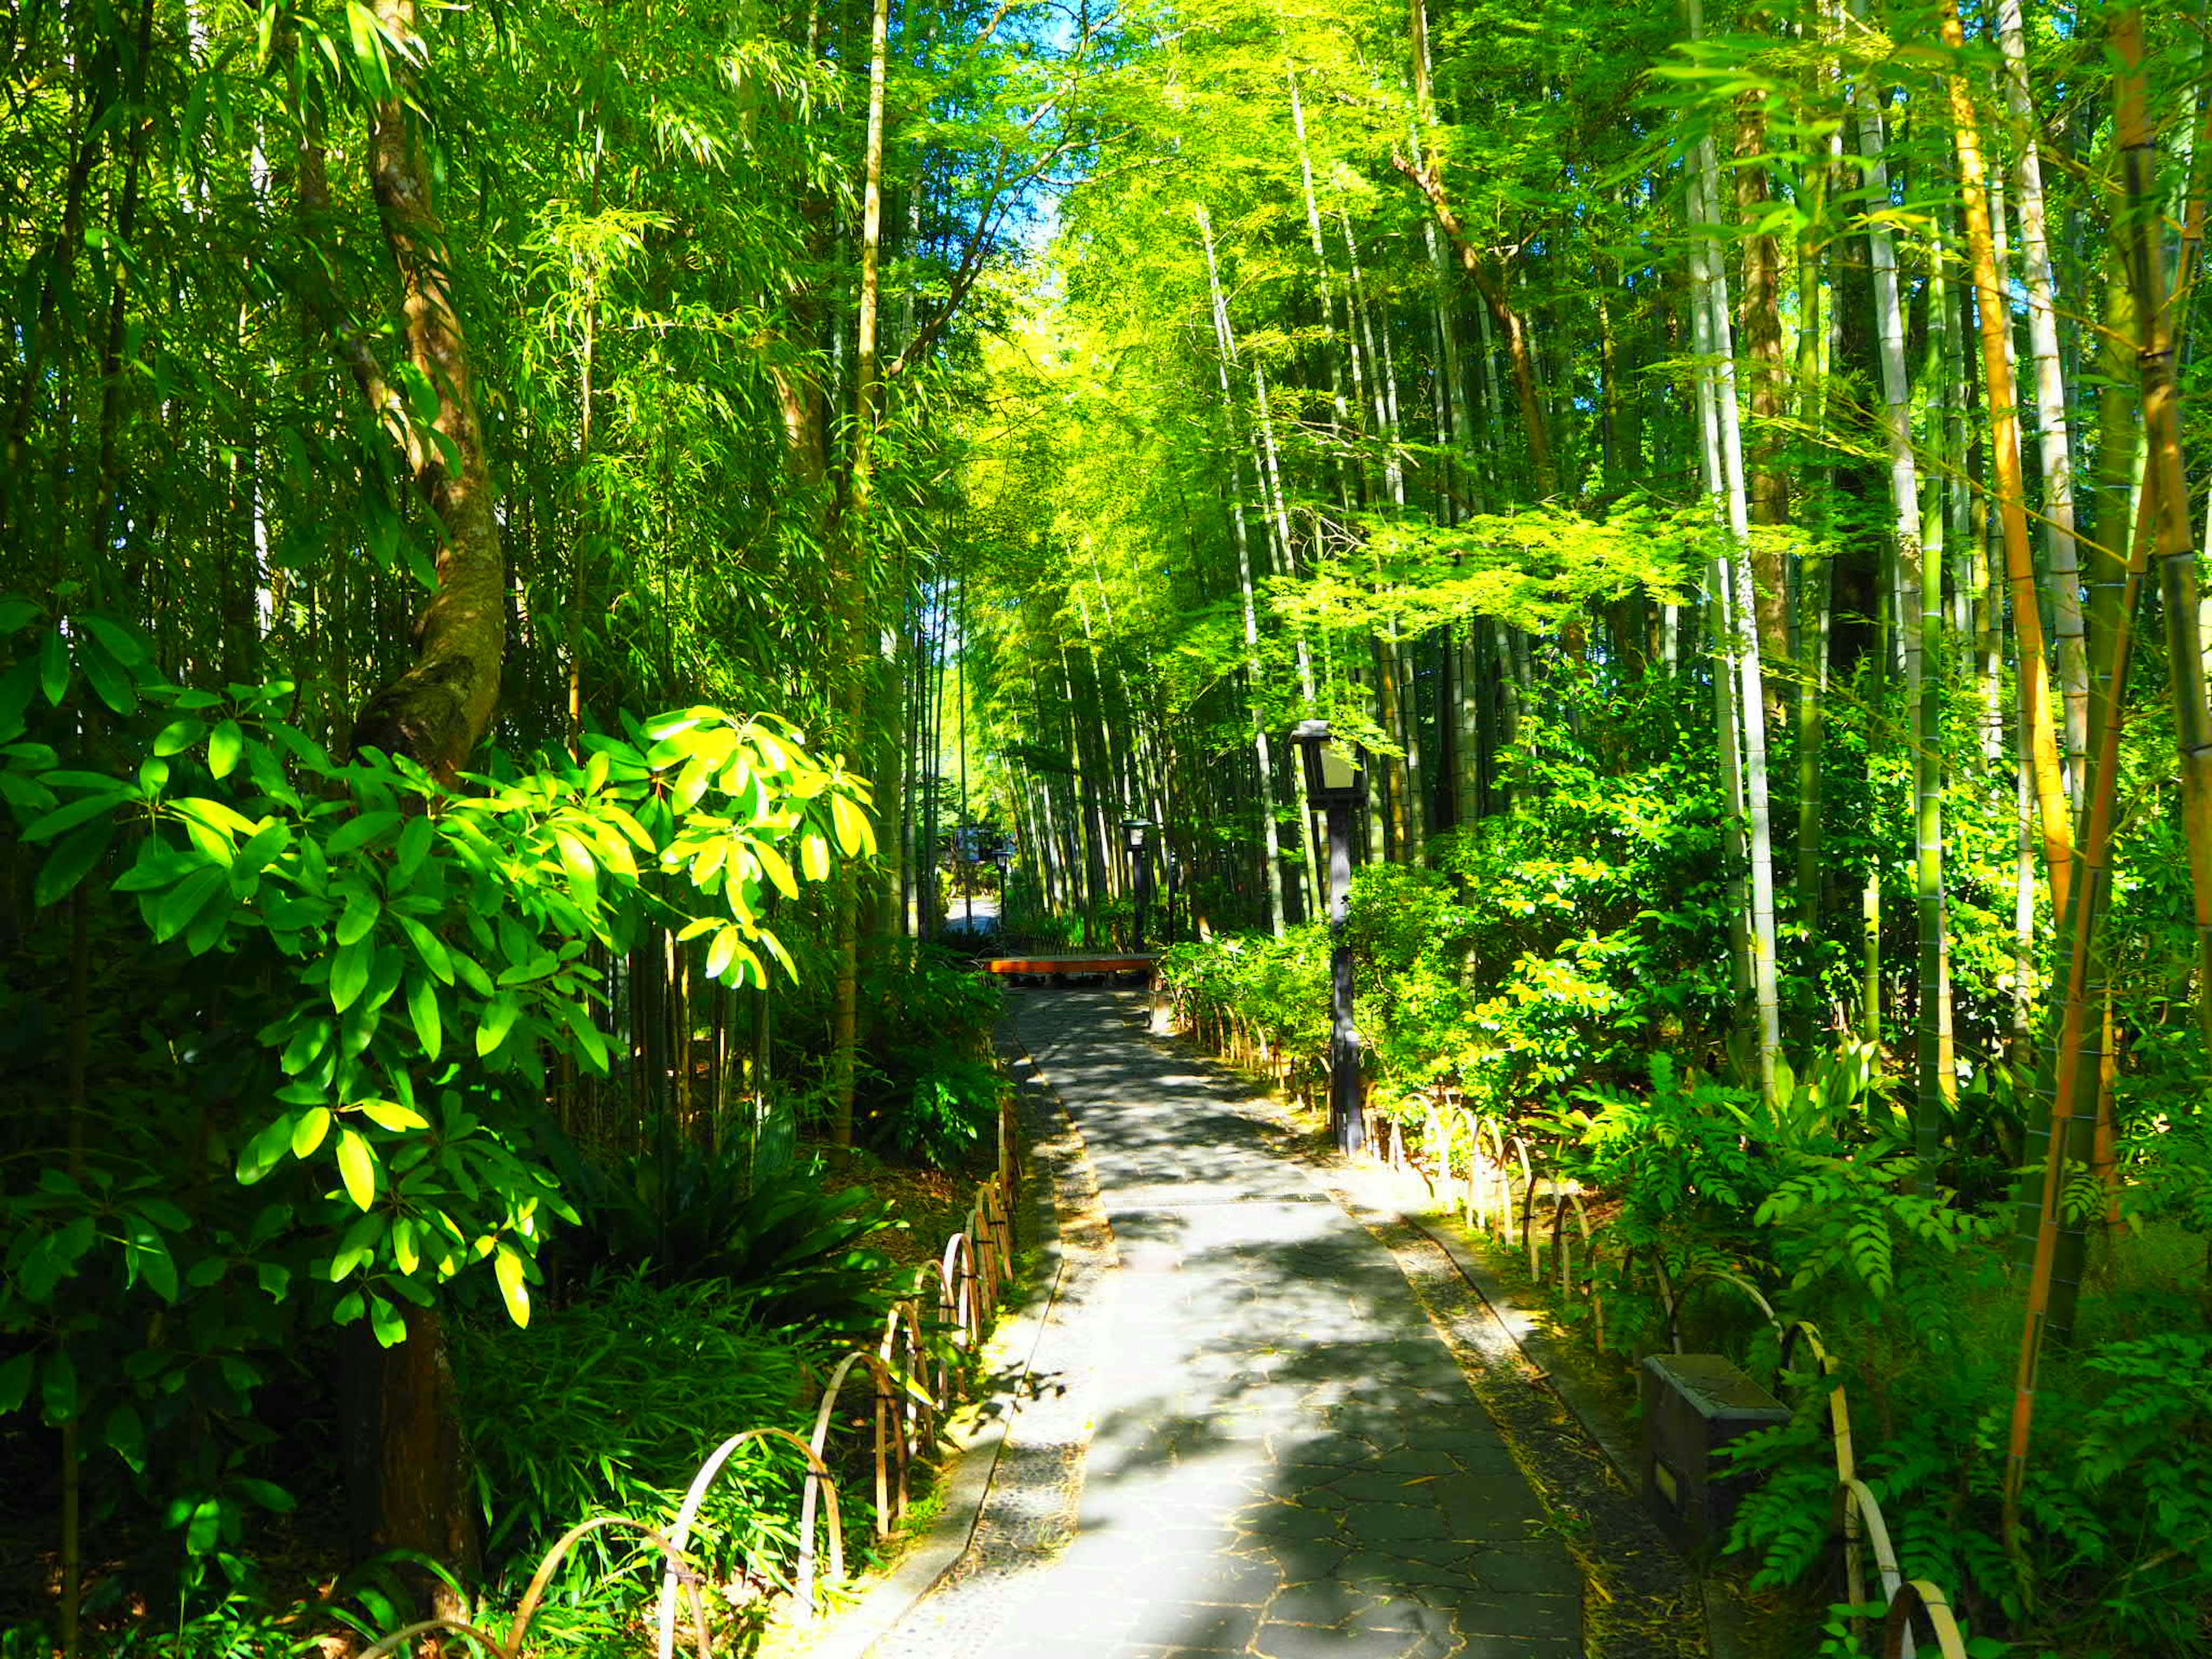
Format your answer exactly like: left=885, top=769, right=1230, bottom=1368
left=872, top=991, right=1584, bottom=1659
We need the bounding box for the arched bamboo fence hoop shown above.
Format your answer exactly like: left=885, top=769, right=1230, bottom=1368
left=349, top=1089, right=1022, bottom=1659
left=354, top=1617, right=517, bottom=1659
left=1778, top=1321, right=1854, bottom=1484
left=938, top=1230, right=979, bottom=1348
left=510, top=1517, right=713, bottom=1659
left=877, top=1298, right=936, bottom=1520
left=654, top=1426, right=843, bottom=1658
left=1881, top=1579, right=1969, bottom=1659
left=1835, top=1476, right=1912, bottom=1656
left=808, top=1350, right=900, bottom=1539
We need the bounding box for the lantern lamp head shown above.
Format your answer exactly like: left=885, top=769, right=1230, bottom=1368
left=1120, top=816, right=1152, bottom=853
left=1290, top=719, right=1365, bottom=808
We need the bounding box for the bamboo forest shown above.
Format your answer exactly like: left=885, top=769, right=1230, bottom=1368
left=3, top=0, right=2211, bottom=1652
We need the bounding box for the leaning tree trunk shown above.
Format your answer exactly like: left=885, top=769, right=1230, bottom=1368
left=320, top=0, right=503, bottom=1613
left=347, top=0, right=503, bottom=779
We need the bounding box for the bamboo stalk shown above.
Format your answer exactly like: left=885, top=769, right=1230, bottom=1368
left=2002, top=466, right=2153, bottom=1541
left=2112, top=7, right=2212, bottom=1046
left=1938, top=0, right=2075, bottom=918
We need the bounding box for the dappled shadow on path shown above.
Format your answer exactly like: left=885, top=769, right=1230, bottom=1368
left=975, top=991, right=1588, bottom=1659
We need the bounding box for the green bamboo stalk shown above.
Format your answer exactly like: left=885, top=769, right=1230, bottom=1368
left=2113, top=9, right=2212, bottom=1048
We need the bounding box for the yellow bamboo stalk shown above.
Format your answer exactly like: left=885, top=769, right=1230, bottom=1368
left=1939, top=0, right=2075, bottom=918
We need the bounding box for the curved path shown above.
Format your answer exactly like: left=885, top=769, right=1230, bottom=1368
left=872, top=990, right=1585, bottom=1659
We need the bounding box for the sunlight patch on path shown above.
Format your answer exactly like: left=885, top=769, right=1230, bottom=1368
left=870, top=990, right=1585, bottom=1659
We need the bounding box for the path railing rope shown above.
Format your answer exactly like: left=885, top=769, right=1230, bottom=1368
left=352, top=1095, right=1024, bottom=1658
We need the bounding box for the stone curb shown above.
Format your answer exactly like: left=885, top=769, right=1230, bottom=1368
left=797, top=1035, right=1075, bottom=1659
left=1393, top=1184, right=1748, bottom=1659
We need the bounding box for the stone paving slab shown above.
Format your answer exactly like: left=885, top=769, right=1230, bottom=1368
left=869, top=990, right=1586, bottom=1659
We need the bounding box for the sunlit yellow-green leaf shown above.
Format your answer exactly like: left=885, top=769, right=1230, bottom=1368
left=335, top=1130, right=376, bottom=1211
left=493, top=1244, right=530, bottom=1327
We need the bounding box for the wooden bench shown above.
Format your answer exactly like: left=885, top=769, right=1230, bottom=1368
left=984, top=953, right=1157, bottom=985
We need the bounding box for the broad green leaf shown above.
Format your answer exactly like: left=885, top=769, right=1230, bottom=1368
left=75, top=632, right=137, bottom=714
left=291, top=1107, right=332, bottom=1158
left=185, top=1498, right=222, bottom=1555
left=336, top=886, right=381, bottom=946
left=406, top=973, right=442, bottom=1059
left=392, top=1218, right=420, bottom=1275
left=475, top=994, right=520, bottom=1058
left=22, top=789, right=124, bottom=844
left=232, top=1478, right=294, bottom=1514
left=756, top=842, right=799, bottom=900
left=560, top=999, right=608, bottom=1072
left=325, top=810, right=402, bottom=858
left=207, top=719, right=243, bottom=778
left=705, top=925, right=739, bottom=982
left=280, top=1018, right=331, bottom=1077
left=77, top=614, right=146, bottom=666
left=0, top=1353, right=29, bottom=1415
left=151, top=718, right=207, bottom=756
left=40, top=1349, right=77, bottom=1423
left=237, top=1115, right=297, bottom=1185
left=393, top=813, right=433, bottom=884
left=34, top=820, right=112, bottom=907
left=398, top=916, right=453, bottom=983
left=759, top=927, right=797, bottom=980
left=369, top=1296, right=408, bottom=1347
left=329, top=937, right=371, bottom=1012
left=356, top=1099, right=427, bottom=1132
left=800, top=832, right=830, bottom=882
left=38, top=629, right=69, bottom=706
left=555, top=828, right=596, bottom=893
left=335, top=1130, right=376, bottom=1210
left=104, top=1404, right=147, bottom=1472
left=154, top=866, right=227, bottom=943
left=124, top=1221, right=178, bottom=1302
left=831, top=791, right=874, bottom=856
left=671, top=756, right=711, bottom=814
left=493, top=1244, right=530, bottom=1328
